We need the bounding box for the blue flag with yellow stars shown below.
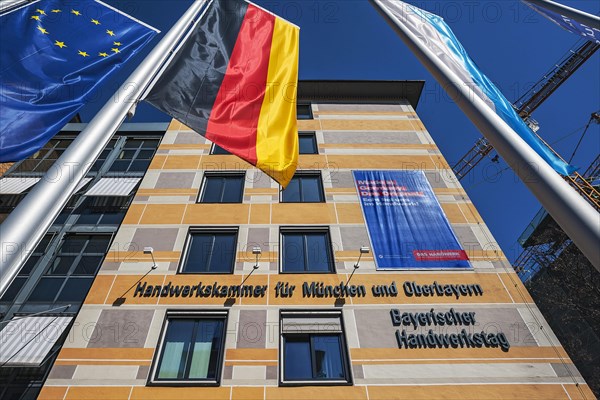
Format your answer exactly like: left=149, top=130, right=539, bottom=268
left=0, top=0, right=159, bottom=162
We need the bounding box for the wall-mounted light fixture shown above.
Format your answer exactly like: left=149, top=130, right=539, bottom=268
left=354, top=246, right=370, bottom=269
left=240, top=246, right=262, bottom=287
left=252, top=246, right=262, bottom=270
left=143, top=247, right=157, bottom=270
left=347, top=246, right=370, bottom=285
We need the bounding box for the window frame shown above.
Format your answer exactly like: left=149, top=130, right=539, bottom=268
left=279, top=310, right=352, bottom=386
left=279, top=227, right=335, bottom=274
left=197, top=171, right=246, bottom=204
left=297, top=103, right=313, bottom=120
left=178, top=228, right=239, bottom=275
left=148, top=310, right=228, bottom=386
left=24, top=233, right=113, bottom=304
left=298, top=132, right=318, bottom=155
left=106, top=136, right=161, bottom=174
left=280, top=171, right=325, bottom=204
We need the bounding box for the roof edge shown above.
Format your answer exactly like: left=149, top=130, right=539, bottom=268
left=298, top=80, right=425, bottom=109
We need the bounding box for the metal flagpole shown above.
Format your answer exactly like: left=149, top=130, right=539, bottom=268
left=524, top=0, right=600, bottom=30
left=0, top=0, right=30, bottom=15
left=0, top=0, right=208, bottom=298
left=370, top=0, right=600, bottom=271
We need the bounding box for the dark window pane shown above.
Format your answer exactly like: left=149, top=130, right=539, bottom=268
left=46, top=256, right=76, bottom=275
left=282, top=232, right=332, bottom=273
left=137, top=150, right=155, bottom=159
left=0, top=277, right=27, bottom=302
left=282, top=174, right=323, bottom=203
left=76, top=211, right=102, bottom=225
left=184, top=234, right=214, bottom=273
left=109, top=160, right=130, bottom=172
left=73, top=256, right=104, bottom=275
left=20, top=255, right=40, bottom=276
left=62, top=237, right=87, bottom=253
left=210, top=234, right=237, bottom=273
left=123, top=139, right=144, bottom=149
left=86, top=236, right=111, bottom=253
left=201, top=177, right=224, bottom=203
left=183, top=232, right=236, bottom=273
left=306, top=233, right=331, bottom=272
left=301, top=177, right=323, bottom=202
left=297, top=104, right=313, bottom=120
left=200, top=175, right=244, bottom=203
left=28, top=278, right=64, bottom=302
left=129, top=159, right=151, bottom=172
left=99, top=211, right=125, bottom=225
left=299, top=133, right=318, bottom=154
left=282, top=234, right=305, bottom=272
left=211, top=144, right=230, bottom=155
left=281, top=178, right=301, bottom=202
left=35, top=160, right=55, bottom=172
left=158, top=320, right=195, bottom=379
left=143, top=139, right=160, bottom=148
left=56, top=278, right=94, bottom=302
left=120, top=150, right=137, bottom=159
left=284, top=335, right=312, bottom=380
left=312, top=335, right=344, bottom=379
left=222, top=177, right=244, bottom=203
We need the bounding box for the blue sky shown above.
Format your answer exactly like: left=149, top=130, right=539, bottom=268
left=90, top=0, right=600, bottom=262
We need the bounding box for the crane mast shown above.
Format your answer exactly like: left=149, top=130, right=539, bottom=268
left=452, top=40, right=599, bottom=183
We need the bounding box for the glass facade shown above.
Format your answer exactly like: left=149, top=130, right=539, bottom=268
left=0, top=127, right=163, bottom=400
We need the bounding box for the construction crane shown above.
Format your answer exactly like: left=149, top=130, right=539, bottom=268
left=452, top=39, right=599, bottom=181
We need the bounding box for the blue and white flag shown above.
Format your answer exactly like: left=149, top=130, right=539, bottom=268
left=0, top=0, right=159, bottom=162
left=376, top=0, right=576, bottom=176
left=523, top=1, right=600, bottom=44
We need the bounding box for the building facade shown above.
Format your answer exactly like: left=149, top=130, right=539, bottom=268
left=2, top=81, right=593, bottom=400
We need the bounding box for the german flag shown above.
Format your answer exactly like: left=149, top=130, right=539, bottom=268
left=146, top=0, right=299, bottom=187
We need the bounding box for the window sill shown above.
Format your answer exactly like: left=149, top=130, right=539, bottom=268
left=279, top=380, right=352, bottom=387
left=147, top=380, right=220, bottom=387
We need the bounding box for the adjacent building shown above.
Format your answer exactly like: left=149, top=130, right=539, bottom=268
left=0, top=123, right=166, bottom=399
left=0, top=81, right=594, bottom=400
left=514, top=155, right=600, bottom=396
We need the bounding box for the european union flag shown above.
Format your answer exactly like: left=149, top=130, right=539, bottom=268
left=0, top=0, right=158, bottom=162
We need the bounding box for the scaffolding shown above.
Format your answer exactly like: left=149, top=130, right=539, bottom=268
left=514, top=154, right=600, bottom=283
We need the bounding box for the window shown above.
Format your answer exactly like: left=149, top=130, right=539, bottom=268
left=281, top=172, right=324, bottom=203
left=299, top=132, right=318, bottom=154
left=26, top=234, right=111, bottom=304
left=75, top=196, right=133, bottom=225
left=297, top=103, right=313, bottom=120
left=90, top=139, right=118, bottom=172
left=281, top=228, right=334, bottom=273
left=151, top=311, right=227, bottom=385
left=210, top=144, right=230, bottom=155
left=199, top=173, right=245, bottom=203
left=12, top=137, right=73, bottom=173
left=180, top=229, right=238, bottom=274
left=280, top=311, right=350, bottom=385
left=109, top=138, right=160, bottom=173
